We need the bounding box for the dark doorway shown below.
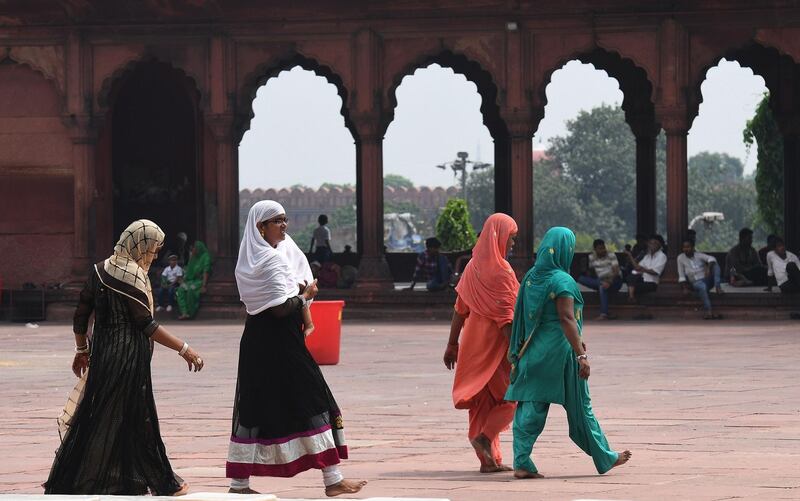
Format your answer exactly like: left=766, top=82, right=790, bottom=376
left=111, top=62, right=201, bottom=254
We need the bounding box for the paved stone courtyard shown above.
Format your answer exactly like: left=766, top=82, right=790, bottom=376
left=1, top=319, right=798, bottom=500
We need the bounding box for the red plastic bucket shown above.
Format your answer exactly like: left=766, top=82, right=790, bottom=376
left=306, top=300, right=345, bottom=365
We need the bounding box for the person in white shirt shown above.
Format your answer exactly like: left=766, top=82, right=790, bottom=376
left=309, top=214, right=333, bottom=263
left=577, top=239, right=623, bottom=320
left=157, top=254, right=184, bottom=312
left=624, top=235, right=667, bottom=302
left=766, top=237, right=800, bottom=294
left=677, top=238, right=722, bottom=319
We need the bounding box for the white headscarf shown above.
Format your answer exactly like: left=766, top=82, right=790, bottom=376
left=277, top=234, right=315, bottom=291
left=235, top=201, right=297, bottom=314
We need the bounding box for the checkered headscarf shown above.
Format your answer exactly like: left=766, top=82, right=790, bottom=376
left=104, top=219, right=165, bottom=314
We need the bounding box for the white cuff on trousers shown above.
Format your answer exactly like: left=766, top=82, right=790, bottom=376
left=322, top=465, right=344, bottom=487
left=230, top=477, right=250, bottom=489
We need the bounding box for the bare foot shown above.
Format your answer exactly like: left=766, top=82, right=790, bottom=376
left=481, top=463, right=513, bottom=473
left=173, top=483, right=189, bottom=496
left=228, top=487, right=261, bottom=494
left=514, top=469, right=544, bottom=479
left=470, top=434, right=497, bottom=469
left=325, top=478, right=367, bottom=497
left=609, top=450, right=632, bottom=470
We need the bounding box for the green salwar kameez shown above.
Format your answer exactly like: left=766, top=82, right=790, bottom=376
left=176, top=241, right=212, bottom=318
left=505, top=227, right=618, bottom=474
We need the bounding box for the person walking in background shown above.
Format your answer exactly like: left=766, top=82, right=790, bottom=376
left=766, top=237, right=800, bottom=294
left=506, top=227, right=631, bottom=479
left=176, top=241, right=212, bottom=320
left=726, top=228, right=767, bottom=286
left=157, top=254, right=183, bottom=312
left=309, top=214, right=333, bottom=263
left=407, top=237, right=452, bottom=291
left=443, top=214, right=519, bottom=473
left=45, top=220, right=204, bottom=496
left=577, top=239, right=622, bottom=320
left=678, top=238, right=723, bottom=319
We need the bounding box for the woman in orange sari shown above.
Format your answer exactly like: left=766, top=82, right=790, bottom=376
left=443, top=213, right=519, bottom=472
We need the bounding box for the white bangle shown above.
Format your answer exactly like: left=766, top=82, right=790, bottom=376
left=576, top=354, right=588, bottom=361
left=178, top=342, right=189, bottom=356
left=75, top=344, right=90, bottom=354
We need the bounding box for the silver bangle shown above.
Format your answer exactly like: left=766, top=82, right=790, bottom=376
left=75, top=344, right=90, bottom=354
left=576, top=354, right=588, bottom=361
left=178, top=342, right=189, bottom=356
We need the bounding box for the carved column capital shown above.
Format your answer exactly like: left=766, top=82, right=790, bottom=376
left=205, top=112, right=237, bottom=142
left=500, top=107, right=542, bottom=139
left=62, top=114, right=97, bottom=144
left=655, top=106, right=690, bottom=136
left=350, top=111, right=389, bottom=143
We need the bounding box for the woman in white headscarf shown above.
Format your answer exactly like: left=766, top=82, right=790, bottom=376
left=45, top=219, right=204, bottom=496
left=226, top=201, right=366, bottom=497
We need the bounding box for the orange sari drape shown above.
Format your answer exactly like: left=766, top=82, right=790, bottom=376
left=452, top=213, right=519, bottom=465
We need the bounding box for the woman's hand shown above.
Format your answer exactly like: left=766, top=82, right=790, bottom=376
left=303, top=279, right=319, bottom=300
left=443, top=343, right=458, bottom=370
left=181, top=346, right=204, bottom=372
left=578, top=358, right=590, bottom=379
left=72, top=353, right=89, bottom=378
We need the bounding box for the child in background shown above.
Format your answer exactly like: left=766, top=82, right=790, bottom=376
left=157, top=254, right=183, bottom=312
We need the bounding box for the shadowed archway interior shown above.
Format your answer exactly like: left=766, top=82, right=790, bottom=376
left=110, top=61, right=202, bottom=255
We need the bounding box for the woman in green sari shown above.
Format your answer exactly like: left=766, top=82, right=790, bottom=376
left=176, top=241, right=212, bottom=320
left=506, top=227, right=630, bottom=479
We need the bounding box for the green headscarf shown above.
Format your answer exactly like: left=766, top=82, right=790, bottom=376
left=184, top=240, right=212, bottom=281
left=508, top=227, right=583, bottom=382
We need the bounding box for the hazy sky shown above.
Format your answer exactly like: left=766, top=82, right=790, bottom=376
left=238, top=59, right=767, bottom=190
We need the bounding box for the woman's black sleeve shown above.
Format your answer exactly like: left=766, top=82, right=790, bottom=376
left=72, top=270, right=96, bottom=335
left=266, top=296, right=304, bottom=318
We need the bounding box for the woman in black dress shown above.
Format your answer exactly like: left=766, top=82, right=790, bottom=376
left=45, top=219, right=205, bottom=496
left=227, top=200, right=365, bottom=497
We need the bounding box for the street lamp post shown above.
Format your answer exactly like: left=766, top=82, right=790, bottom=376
left=436, top=151, right=491, bottom=206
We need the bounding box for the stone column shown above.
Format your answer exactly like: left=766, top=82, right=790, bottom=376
left=783, top=131, right=800, bottom=252
left=629, top=116, right=659, bottom=237
left=663, top=116, right=689, bottom=262
left=68, top=117, right=97, bottom=277
left=353, top=113, right=393, bottom=289
left=206, top=113, right=239, bottom=281
left=503, top=113, right=538, bottom=275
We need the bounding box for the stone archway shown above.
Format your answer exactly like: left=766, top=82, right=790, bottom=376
left=96, top=60, right=203, bottom=260
left=385, top=50, right=509, bottom=215
left=692, top=43, right=800, bottom=251
left=538, top=47, right=659, bottom=239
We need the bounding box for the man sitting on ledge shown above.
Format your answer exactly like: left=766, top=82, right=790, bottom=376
left=766, top=237, right=800, bottom=294
left=407, top=237, right=452, bottom=292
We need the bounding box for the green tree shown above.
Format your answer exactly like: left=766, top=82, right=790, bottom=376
left=436, top=198, right=477, bottom=251
left=743, top=93, right=784, bottom=236
left=688, top=152, right=759, bottom=250
left=384, top=174, right=415, bottom=190
left=464, top=166, right=495, bottom=231
left=319, top=182, right=355, bottom=190
left=549, top=105, right=637, bottom=241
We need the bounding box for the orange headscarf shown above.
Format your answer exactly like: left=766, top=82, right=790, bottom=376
left=455, top=213, right=519, bottom=326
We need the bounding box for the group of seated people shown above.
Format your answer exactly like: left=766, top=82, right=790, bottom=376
left=578, top=228, right=799, bottom=320
left=406, top=228, right=799, bottom=321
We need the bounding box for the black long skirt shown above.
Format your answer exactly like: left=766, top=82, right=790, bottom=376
left=226, top=306, right=347, bottom=478
left=44, top=325, right=182, bottom=495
